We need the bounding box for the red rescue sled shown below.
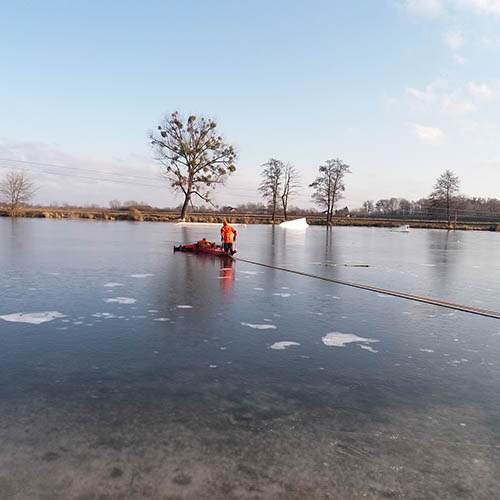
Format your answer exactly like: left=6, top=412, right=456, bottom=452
left=174, top=243, right=236, bottom=257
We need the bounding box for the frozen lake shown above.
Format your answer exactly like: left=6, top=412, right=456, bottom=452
left=1, top=218, right=500, bottom=499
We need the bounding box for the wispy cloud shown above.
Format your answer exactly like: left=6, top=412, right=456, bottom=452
left=453, top=53, right=466, bottom=64
left=444, top=30, right=465, bottom=49
left=441, top=92, right=476, bottom=114
left=406, top=0, right=444, bottom=16
left=456, top=0, right=500, bottom=16
left=467, top=81, right=494, bottom=99
left=405, top=79, right=447, bottom=104
left=410, top=123, right=448, bottom=145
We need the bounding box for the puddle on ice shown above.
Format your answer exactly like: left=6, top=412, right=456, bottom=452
left=240, top=322, right=277, bottom=330
left=104, top=297, right=136, bottom=304
left=176, top=305, right=193, bottom=309
left=0, top=311, right=66, bottom=325
left=321, top=332, right=379, bottom=349
left=269, top=341, right=300, bottom=350
left=130, top=274, right=154, bottom=278
left=104, top=282, right=124, bottom=288
left=273, top=293, right=291, bottom=297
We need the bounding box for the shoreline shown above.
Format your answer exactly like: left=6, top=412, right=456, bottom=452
left=1, top=207, right=499, bottom=231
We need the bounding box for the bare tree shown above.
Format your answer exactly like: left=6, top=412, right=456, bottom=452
left=309, top=158, right=351, bottom=224
left=109, top=200, right=122, bottom=209
left=362, top=200, right=374, bottom=215
left=0, top=170, right=36, bottom=216
left=150, top=112, right=237, bottom=220
left=258, top=158, right=283, bottom=223
left=430, top=169, right=460, bottom=225
left=281, top=164, right=300, bottom=220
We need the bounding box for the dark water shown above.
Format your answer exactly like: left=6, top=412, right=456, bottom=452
left=1, top=218, right=499, bottom=499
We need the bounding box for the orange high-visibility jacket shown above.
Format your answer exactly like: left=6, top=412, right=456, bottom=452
left=221, top=223, right=237, bottom=243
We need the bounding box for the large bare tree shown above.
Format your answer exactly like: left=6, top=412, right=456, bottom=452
left=150, top=112, right=237, bottom=220
left=281, top=163, right=300, bottom=220
left=258, top=158, right=283, bottom=223
left=309, top=158, right=351, bottom=224
left=430, top=169, right=460, bottom=225
left=0, top=170, right=36, bottom=216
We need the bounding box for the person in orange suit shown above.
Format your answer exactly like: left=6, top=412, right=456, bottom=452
left=220, top=220, right=237, bottom=254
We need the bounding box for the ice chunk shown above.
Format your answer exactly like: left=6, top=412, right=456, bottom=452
left=241, top=322, right=277, bottom=330
left=279, top=217, right=308, bottom=229
left=0, top=311, right=66, bottom=325
left=322, top=332, right=379, bottom=348
left=269, top=341, right=300, bottom=350
left=359, top=345, right=378, bottom=353
left=104, top=297, right=136, bottom=304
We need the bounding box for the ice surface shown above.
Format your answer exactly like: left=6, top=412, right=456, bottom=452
left=0, top=311, right=66, bottom=325
left=270, top=341, right=300, bottom=350
left=321, top=332, right=379, bottom=348
left=104, top=297, right=137, bottom=304
left=241, top=322, right=277, bottom=330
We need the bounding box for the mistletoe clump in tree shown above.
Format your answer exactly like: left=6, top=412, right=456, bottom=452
left=150, top=112, right=237, bottom=220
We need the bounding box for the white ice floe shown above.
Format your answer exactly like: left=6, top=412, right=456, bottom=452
left=91, top=312, right=116, bottom=319
left=130, top=274, right=154, bottom=278
left=419, top=348, right=434, bottom=353
left=269, top=341, right=300, bottom=350
left=104, top=282, right=124, bottom=288
left=176, top=305, right=193, bottom=309
left=241, top=322, right=277, bottom=330
left=154, top=317, right=170, bottom=321
left=104, top=297, right=136, bottom=304
left=321, top=332, right=379, bottom=349
left=273, top=293, right=291, bottom=297
left=0, top=311, right=66, bottom=325
left=279, top=217, right=308, bottom=229
left=359, top=345, right=378, bottom=353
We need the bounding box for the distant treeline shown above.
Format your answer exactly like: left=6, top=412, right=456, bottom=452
left=352, top=196, right=500, bottom=222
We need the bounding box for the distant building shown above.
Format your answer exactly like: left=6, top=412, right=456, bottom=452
left=335, top=206, right=350, bottom=217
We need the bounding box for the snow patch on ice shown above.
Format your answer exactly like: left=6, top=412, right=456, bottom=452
left=176, top=305, right=193, bottom=309
left=92, top=312, right=116, bottom=319
left=273, top=293, right=291, bottom=297
left=241, top=322, right=277, bottom=330
left=104, top=282, right=124, bottom=288
left=322, top=332, right=379, bottom=348
left=0, top=311, right=66, bottom=325
left=269, top=341, right=300, bottom=350
left=253, top=287, right=264, bottom=291
left=359, top=345, right=378, bottom=353
left=154, top=317, right=170, bottom=322
left=130, top=274, right=154, bottom=278
left=419, top=348, right=435, bottom=353
left=104, top=297, right=136, bottom=304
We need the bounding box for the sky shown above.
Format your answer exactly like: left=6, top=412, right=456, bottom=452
left=1, top=0, right=499, bottom=209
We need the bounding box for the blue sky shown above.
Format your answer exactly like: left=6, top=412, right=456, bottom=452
left=1, top=0, right=499, bottom=208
